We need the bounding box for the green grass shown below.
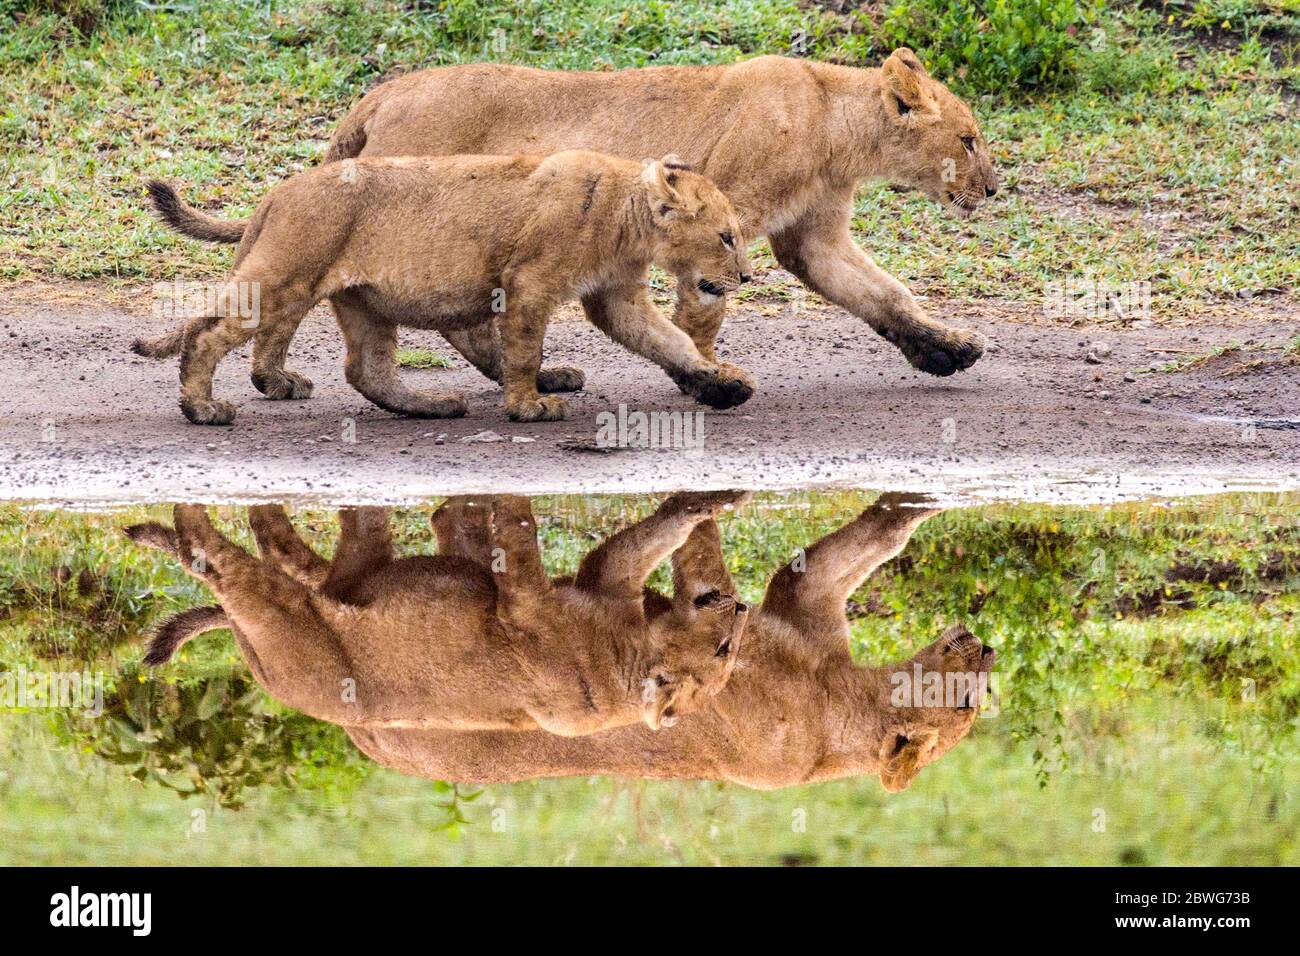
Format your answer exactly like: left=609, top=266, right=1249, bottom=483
left=396, top=346, right=454, bottom=369
left=1, top=1, right=1297, bottom=317
left=2, top=491, right=1298, bottom=862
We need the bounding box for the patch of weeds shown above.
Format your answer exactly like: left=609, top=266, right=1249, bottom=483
left=396, top=347, right=453, bottom=370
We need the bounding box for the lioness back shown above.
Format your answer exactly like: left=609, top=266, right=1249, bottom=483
left=330, top=57, right=810, bottom=171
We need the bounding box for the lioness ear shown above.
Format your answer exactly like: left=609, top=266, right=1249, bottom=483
left=641, top=158, right=682, bottom=220
left=881, top=48, right=937, bottom=119
left=878, top=728, right=939, bottom=793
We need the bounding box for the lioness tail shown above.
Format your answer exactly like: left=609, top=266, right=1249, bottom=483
left=145, top=179, right=246, bottom=244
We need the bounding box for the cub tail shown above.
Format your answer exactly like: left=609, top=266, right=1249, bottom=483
left=146, top=179, right=246, bottom=244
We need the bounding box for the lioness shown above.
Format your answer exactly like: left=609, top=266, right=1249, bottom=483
left=124, top=492, right=748, bottom=735
left=142, top=49, right=996, bottom=394
left=145, top=151, right=753, bottom=424
left=134, top=492, right=993, bottom=792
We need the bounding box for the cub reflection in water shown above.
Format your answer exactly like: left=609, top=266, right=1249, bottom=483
left=125, top=493, right=747, bottom=736
left=128, top=492, right=994, bottom=791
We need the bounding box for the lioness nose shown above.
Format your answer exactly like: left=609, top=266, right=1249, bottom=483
left=740, top=272, right=752, bottom=284
left=985, top=184, right=998, bottom=198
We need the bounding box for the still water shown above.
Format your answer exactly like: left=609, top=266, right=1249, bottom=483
left=1, top=490, right=1296, bottom=865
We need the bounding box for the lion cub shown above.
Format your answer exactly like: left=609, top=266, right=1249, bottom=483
left=128, top=492, right=748, bottom=736
left=143, top=150, right=753, bottom=425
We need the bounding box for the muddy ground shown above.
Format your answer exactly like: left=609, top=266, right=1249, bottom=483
left=1, top=287, right=1297, bottom=505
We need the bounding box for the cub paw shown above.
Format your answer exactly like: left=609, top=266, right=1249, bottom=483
left=537, top=366, right=585, bottom=393
left=677, top=363, right=755, bottom=409
left=180, top=398, right=236, bottom=425
left=251, top=369, right=314, bottom=400
left=507, top=395, right=567, bottom=422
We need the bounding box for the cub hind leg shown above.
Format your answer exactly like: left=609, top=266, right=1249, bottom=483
left=177, top=275, right=314, bottom=425
left=332, top=289, right=468, bottom=418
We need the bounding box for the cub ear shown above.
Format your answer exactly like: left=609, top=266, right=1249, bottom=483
left=641, top=158, right=682, bottom=219
left=878, top=728, right=939, bottom=793
left=881, top=48, right=937, bottom=119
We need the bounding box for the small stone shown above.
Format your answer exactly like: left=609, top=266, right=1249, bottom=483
left=461, top=430, right=505, bottom=444
left=1123, top=372, right=1137, bottom=383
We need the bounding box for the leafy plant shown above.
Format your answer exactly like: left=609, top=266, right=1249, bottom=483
left=875, top=0, right=1096, bottom=93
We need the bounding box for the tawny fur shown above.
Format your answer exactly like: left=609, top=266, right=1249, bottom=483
left=130, top=493, right=993, bottom=792
left=126, top=493, right=749, bottom=736
left=347, top=493, right=995, bottom=791
left=145, top=151, right=753, bottom=425
left=141, top=50, right=997, bottom=382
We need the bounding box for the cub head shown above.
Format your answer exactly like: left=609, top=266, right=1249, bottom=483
left=876, top=623, right=995, bottom=792
left=639, top=155, right=752, bottom=303
left=876, top=48, right=999, bottom=218
left=641, top=588, right=748, bottom=730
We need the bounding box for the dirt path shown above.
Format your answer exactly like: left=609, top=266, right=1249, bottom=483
left=1, top=289, right=1297, bottom=505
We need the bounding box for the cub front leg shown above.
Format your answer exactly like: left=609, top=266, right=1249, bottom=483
left=581, top=282, right=754, bottom=410
left=498, top=294, right=567, bottom=422
left=575, top=491, right=748, bottom=601
left=770, top=200, right=984, bottom=377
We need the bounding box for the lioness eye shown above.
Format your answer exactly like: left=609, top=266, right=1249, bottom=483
left=961, top=136, right=976, bottom=152
left=720, top=231, right=734, bottom=248
left=715, top=638, right=732, bottom=657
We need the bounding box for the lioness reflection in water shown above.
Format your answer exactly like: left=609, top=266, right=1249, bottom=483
left=126, top=492, right=993, bottom=792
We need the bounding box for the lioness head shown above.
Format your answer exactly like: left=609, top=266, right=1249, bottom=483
left=639, top=155, right=752, bottom=303
left=876, top=48, right=999, bottom=218
left=876, top=623, right=995, bottom=792
left=641, top=588, right=748, bottom=730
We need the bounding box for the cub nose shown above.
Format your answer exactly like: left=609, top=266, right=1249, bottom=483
left=985, top=184, right=998, bottom=198
left=739, top=272, right=753, bottom=284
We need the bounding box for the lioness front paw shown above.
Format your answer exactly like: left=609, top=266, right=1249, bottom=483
left=251, top=369, right=314, bottom=400
left=677, top=363, right=755, bottom=409
left=537, top=366, right=585, bottom=393
left=180, top=398, right=237, bottom=425
left=885, top=326, right=985, bottom=377
left=507, top=395, right=567, bottom=422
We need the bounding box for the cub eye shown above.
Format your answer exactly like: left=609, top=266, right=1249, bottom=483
left=719, top=231, right=734, bottom=248
left=960, top=136, right=976, bottom=153
left=714, top=637, right=732, bottom=657
left=694, top=589, right=722, bottom=608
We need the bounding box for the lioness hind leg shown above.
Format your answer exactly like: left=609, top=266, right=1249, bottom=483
left=251, top=316, right=313, bottom=401
left=332, top=291, right=468, bottom=419
left=320, top=508, right=394, bottom=605
left=431, top=496, right=495, bottom=566
left=441, top=323, right=585, bottom=393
